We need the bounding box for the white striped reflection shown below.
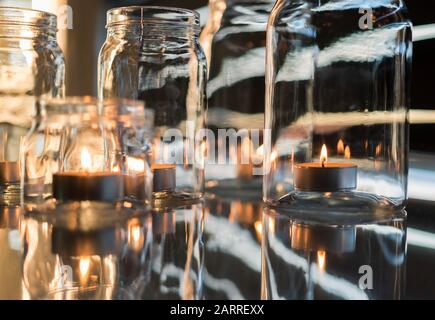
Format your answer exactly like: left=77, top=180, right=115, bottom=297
left=266, top=231, right=369, bottom=300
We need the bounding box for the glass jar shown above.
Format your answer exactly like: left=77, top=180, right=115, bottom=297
left=0, top=7, right=65, bottom=205
left=21, top=97, right=153, bottom=206
left=98, top=6, right=207, bottom=203
left=264, top=0, right=412, bottom=216
left=200, top=0, right=275, bottom=192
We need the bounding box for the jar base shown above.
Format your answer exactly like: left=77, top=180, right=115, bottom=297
left=266, top=190, right=405, bottom=225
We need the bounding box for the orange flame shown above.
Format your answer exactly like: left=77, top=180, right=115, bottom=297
left=337, top=139, right=344, bottom=154
left=344, top=146, right=351, bottom=159
left=320, top=144, right=328, bottom=167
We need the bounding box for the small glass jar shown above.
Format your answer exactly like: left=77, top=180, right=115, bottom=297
left=98, top=6, right=207, bottom=203
left=102, top=99, right=155, bottom=205
left=0, top=7, right=65, bottom=205
left=21, top=97, right=118, bottom=204
left=264, top=0, right=412, bottom=216
left=200, top=0, right=275, bottom=192
left=21, top=97, right=154, bottom=206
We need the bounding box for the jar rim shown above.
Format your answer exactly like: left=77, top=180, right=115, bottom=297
left=0, top=6, right=57, bottom=30
left=106, top=6, right=200, bottom=32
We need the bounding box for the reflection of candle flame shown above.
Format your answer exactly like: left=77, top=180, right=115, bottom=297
left=81, top=147, right=92, bottom=170
left=79, top=257, right=91, bottom=286
left=337, top=139, right=344, bottom=154
left=254, top=221, right=262, bottom=242
left=128, top=220, right=144, bottom=252
left=375, top=143, right=382, bottom=157
left=317, top=250, right=326, bottom=272
left=320, top=144, right=328, bottom=167
left=112, top=164, right=120, bottom=173
left=344, top=146, right=351, bottom=159
left=126, top=157, right=145, bottom=173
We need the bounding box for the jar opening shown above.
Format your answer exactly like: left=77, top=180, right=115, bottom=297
left=106, top=6, right=200, bottom=34
left=0, top=7, right=57, bottom=30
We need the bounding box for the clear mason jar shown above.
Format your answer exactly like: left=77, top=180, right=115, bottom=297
left=98, top=6, right=207, bottom=203
left=21, top=97, right=154, bottom=206
left=264, top=0, right=412, bottom=216
left=200, top=0, right=275, bottom=193
left=0, top=7, right=65, bottom=205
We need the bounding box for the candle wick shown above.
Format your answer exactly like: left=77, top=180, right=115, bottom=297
left=322, top=159, right=325, bottom=168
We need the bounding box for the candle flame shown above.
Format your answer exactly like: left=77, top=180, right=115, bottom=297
left=337, top=139, right=344, bottom=154
left=344, top=146, right=351, bottom=159
left=126, top=157, right=145, bottom=173
left=81, top=147, right=92, bottom=170
left=320, top=144, right=328, bottom=167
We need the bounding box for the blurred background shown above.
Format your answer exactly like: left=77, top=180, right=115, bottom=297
left=0, top=0, right=433, bottom=152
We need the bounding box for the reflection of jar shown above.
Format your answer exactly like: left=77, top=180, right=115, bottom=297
left=98, top=6, right=207, bottom=202
left=261, top=208, right=406, bottom=300
left=200, top=0, right=275, bottom=191
left=0, top=8, right=65, bottom=204
left=264, top=1, right=412, bottom=214
left=21, top=204, right=135, bottom=300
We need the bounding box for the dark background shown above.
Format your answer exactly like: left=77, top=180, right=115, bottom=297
left=37, top=0, right=435, bottom=152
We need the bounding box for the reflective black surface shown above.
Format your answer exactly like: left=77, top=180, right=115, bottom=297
left=1, top=152, right=435, bottom=300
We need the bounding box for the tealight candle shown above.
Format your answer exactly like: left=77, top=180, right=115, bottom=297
left=53, top=148, right=123, bottom=202
left=152, top=163, right=176, bottom=193
left=294, top=145, right=357, bottom=192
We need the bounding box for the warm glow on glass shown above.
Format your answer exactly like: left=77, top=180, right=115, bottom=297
left=81, top=148, right=92, bottom=171
left=320, top=144, right=328, bottom=167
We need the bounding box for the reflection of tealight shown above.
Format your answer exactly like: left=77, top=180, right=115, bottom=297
left=294, top=145, right=357, bottom=192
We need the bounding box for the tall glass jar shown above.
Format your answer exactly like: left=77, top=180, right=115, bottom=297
left=200, top=0, right=275, bottom=192
left=0, top=7, right=65, bottom=205
left=98, top=6, right=207, bottom=203
left=264, top=0, right=412, bottom=216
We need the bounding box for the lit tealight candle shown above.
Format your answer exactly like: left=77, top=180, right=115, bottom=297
left=294, top=144, right=357, bottom=192
left=53, top=147, right=123, bottom=202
